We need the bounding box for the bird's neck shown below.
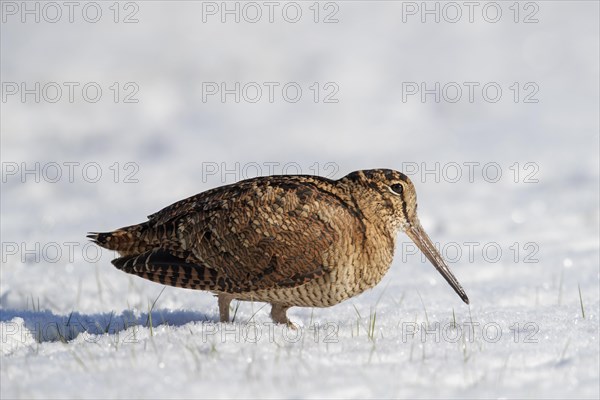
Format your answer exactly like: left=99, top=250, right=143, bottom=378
left=351, top=199, right=397, bottom=272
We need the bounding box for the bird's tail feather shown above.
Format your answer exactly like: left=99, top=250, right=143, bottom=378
left=112, top=249, right=237, bottom=292
left=87, top=223, right=154, bottom=256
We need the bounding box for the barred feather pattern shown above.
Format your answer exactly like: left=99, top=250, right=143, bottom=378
left=89, top=169, right=467, bottom=323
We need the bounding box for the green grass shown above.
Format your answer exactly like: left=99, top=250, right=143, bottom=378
left=104, top=311, right=114, bottom=334
left=147, top=303, right=154, bottom=337
left=27, top=294, right=40, bottom=312
left=578, top=284, right=585, bottom=319
left=451, top=308, right=457, bottom=330
left=231, top=301, right=241, bottom=323
left=146, top=286, right=167, bottom=336
left=367, top=308, right=377, bottom=342
left=416, top=290, right=429, bottom=328
left=557, top=269, right=564, bottom=306
left=558, top=338, right=571, bottom=363
left=245, top=302, right=268, bottom=324
left=351, top=303, right=379, bottom=342
left=468, top=305, right=475, bottom=340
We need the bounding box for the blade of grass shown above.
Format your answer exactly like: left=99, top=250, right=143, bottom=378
left=145, top=286, right=167, bottom=330
left=231, top=301, right=240, bottom=323
left=578, top=284, right=585, bottom=319
left=452, top=308, right=457, bottom=330
left=416, top=290, right=429, bottom=328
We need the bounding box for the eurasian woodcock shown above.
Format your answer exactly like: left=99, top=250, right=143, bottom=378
left=89, top=169, right=469, bottom=325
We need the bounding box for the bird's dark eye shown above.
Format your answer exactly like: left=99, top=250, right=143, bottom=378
left=389, top=183, right=404, bottom=195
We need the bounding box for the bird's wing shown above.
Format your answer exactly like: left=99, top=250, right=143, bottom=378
left=148, top=177, right=357, bottom=292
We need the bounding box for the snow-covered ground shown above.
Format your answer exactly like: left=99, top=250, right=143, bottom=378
left=1, top=1, right=599, bottom=398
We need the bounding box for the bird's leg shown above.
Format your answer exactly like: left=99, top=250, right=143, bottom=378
left=217, top=294, right=233, bottom=323
left=270, top=304, right=294, bottom=327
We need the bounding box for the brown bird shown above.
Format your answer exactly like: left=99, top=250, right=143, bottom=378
left=89, top=169, right=469, bottom=325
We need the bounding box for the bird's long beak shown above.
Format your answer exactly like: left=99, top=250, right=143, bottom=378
left=405, top=221, right=470, bottom=304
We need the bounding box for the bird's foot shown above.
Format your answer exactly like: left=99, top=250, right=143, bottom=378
left=217, top=294, right=233, bottom=323
left=271, top=304, right=296, bottom=328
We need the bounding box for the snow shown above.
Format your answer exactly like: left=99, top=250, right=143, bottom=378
left=1, top=1, right=599, bottom=398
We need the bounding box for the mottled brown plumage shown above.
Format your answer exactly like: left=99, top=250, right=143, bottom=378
left=89, top=169, right=469, bottom=325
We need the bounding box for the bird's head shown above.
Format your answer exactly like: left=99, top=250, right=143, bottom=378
left=340, top=169, right=469, bottom=304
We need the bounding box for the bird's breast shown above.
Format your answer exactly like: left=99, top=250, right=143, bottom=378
left=235, top=233, right=396, bottom=308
